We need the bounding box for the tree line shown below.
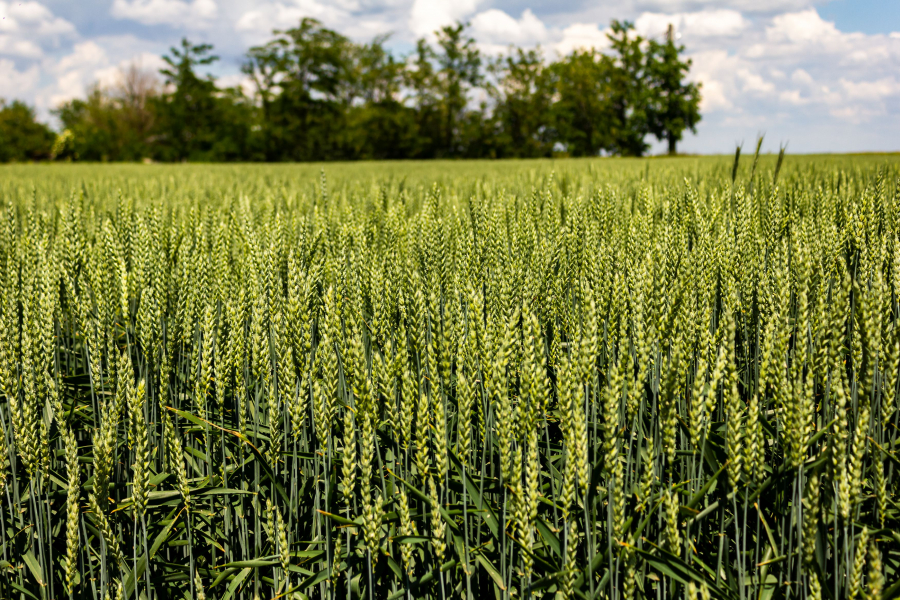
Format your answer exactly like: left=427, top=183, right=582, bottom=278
left=0, top=19, right=701, bottom=163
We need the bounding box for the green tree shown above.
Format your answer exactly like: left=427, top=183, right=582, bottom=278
left=54, top=59, right=255, bottom=162
left=404, top=38, right=441, bottom=157
left=551, top=50, right=617, bottom=157
left=433, top=23, right=483, bottom=157
left=206, top=86, right=261, bottom=161
left=155, top=38, right=224, bottom=161
left=343, top=36, right=419, bottom=159
left=490, top=47, right=556, bottom=158
left=54, top=65, right=159, bottom=161
left=54, top=88, right=121, bottom=161
left=0, top=100, right=54, bottom=162
left=646, top=32, right=702, bottom=155
left=606, top=21, right=651, bottom=156
left=114, top=63, right=159, bottom=157
left=406, top=22, right=483, bottom=158
left=0, top=15, right=704, bottom=163
left=244, top=18, right=353, bottom=161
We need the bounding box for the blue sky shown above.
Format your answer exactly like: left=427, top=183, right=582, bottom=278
left=2, top=0, right=899, bottom=154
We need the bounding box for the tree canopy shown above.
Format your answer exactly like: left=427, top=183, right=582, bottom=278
left=0, top=100, right=55, bottom=162
left=5, top=19, right=701, bottom=162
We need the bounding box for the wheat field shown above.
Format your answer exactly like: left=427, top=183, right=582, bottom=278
left=1, top=154, right=899, bottom=600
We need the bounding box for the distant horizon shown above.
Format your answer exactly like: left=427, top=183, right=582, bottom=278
left=3, top=150, right=899, bottom=165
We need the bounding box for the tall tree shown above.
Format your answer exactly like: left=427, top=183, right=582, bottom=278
left=405, top=38, right=441, bottom=157
left=344, top=36, right=419, bottom=159
left=53, top=61, right=260, bottom=162
left=244, top=18, right=353, bottom=161
left=10, top=15, right=704, bottom=163
left=606, top=21, right=651, bottom=156
left=430, top=22, right=483, bottom=157
left=116, top=63, right=159, bottom=149
left=490, top=47, right=556, bottom=158
left=646, top=30, right=702, bottom=155
left=551, top=50, right=617, bottom=157
left=54, top=88, right=124, bottom=161
left=55, top=63, right=160, bottom=161
left=0, top=100, right=54, bottom=162
left=155, top=38, right=223, bottom=161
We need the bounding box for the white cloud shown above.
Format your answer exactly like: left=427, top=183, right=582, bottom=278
left=235, top=5, right=305, bottom=37
left=679, top=10, right=747, bottom=37
left=839, top=77, right=900, bottom=101
left=737, top=68, right=774, bottom=93
left=687, top=49, right=738, bottom=111
left=0, top=58, right=39, bottom=95
left=0, top=1, right=75, bottom=36
left=778, top=89, right=807, bottom=105
left=630, top=5, right=898, bottom=136
left=217, top=72, right=256, bottom=96
left=470, top=9, right=548, bottom=46
left=93, top=52, right=166, bottom=89
left=555, top=23, right=611, bottom=56
left=744, top=9, right=887, bottom=60
left=827, top=104, right=885, bottom=125
left=0, top=37, right=42, bottom=58
left=46, top=41, right=110, bottom=107
left=635, top=9, right=747, bottom=40
left=700, top=79, right=732, bottom=111
left=236, top=2, right=335, bottom=36
left=32, top=41, right=172, bottom=115
left=54, top=41, right=107, bottom=75
left=409, top=0, right=481, bottom=39
left=791, top=68, right=813, bottom=85
left=0, top=1, right=75, bottom=58
left=765, top=8, right=838, bottom=44
left=635, top=0, right=823, bottom=13
left=111, top=0, right=218, bottom=27
left=235, top=1, right=395, bottom=43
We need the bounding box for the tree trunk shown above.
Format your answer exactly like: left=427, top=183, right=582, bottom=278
left=668, top=133, right=677, bottom=155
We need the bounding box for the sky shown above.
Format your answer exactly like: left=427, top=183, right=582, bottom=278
left=1, top=0, right=899, bottom=154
